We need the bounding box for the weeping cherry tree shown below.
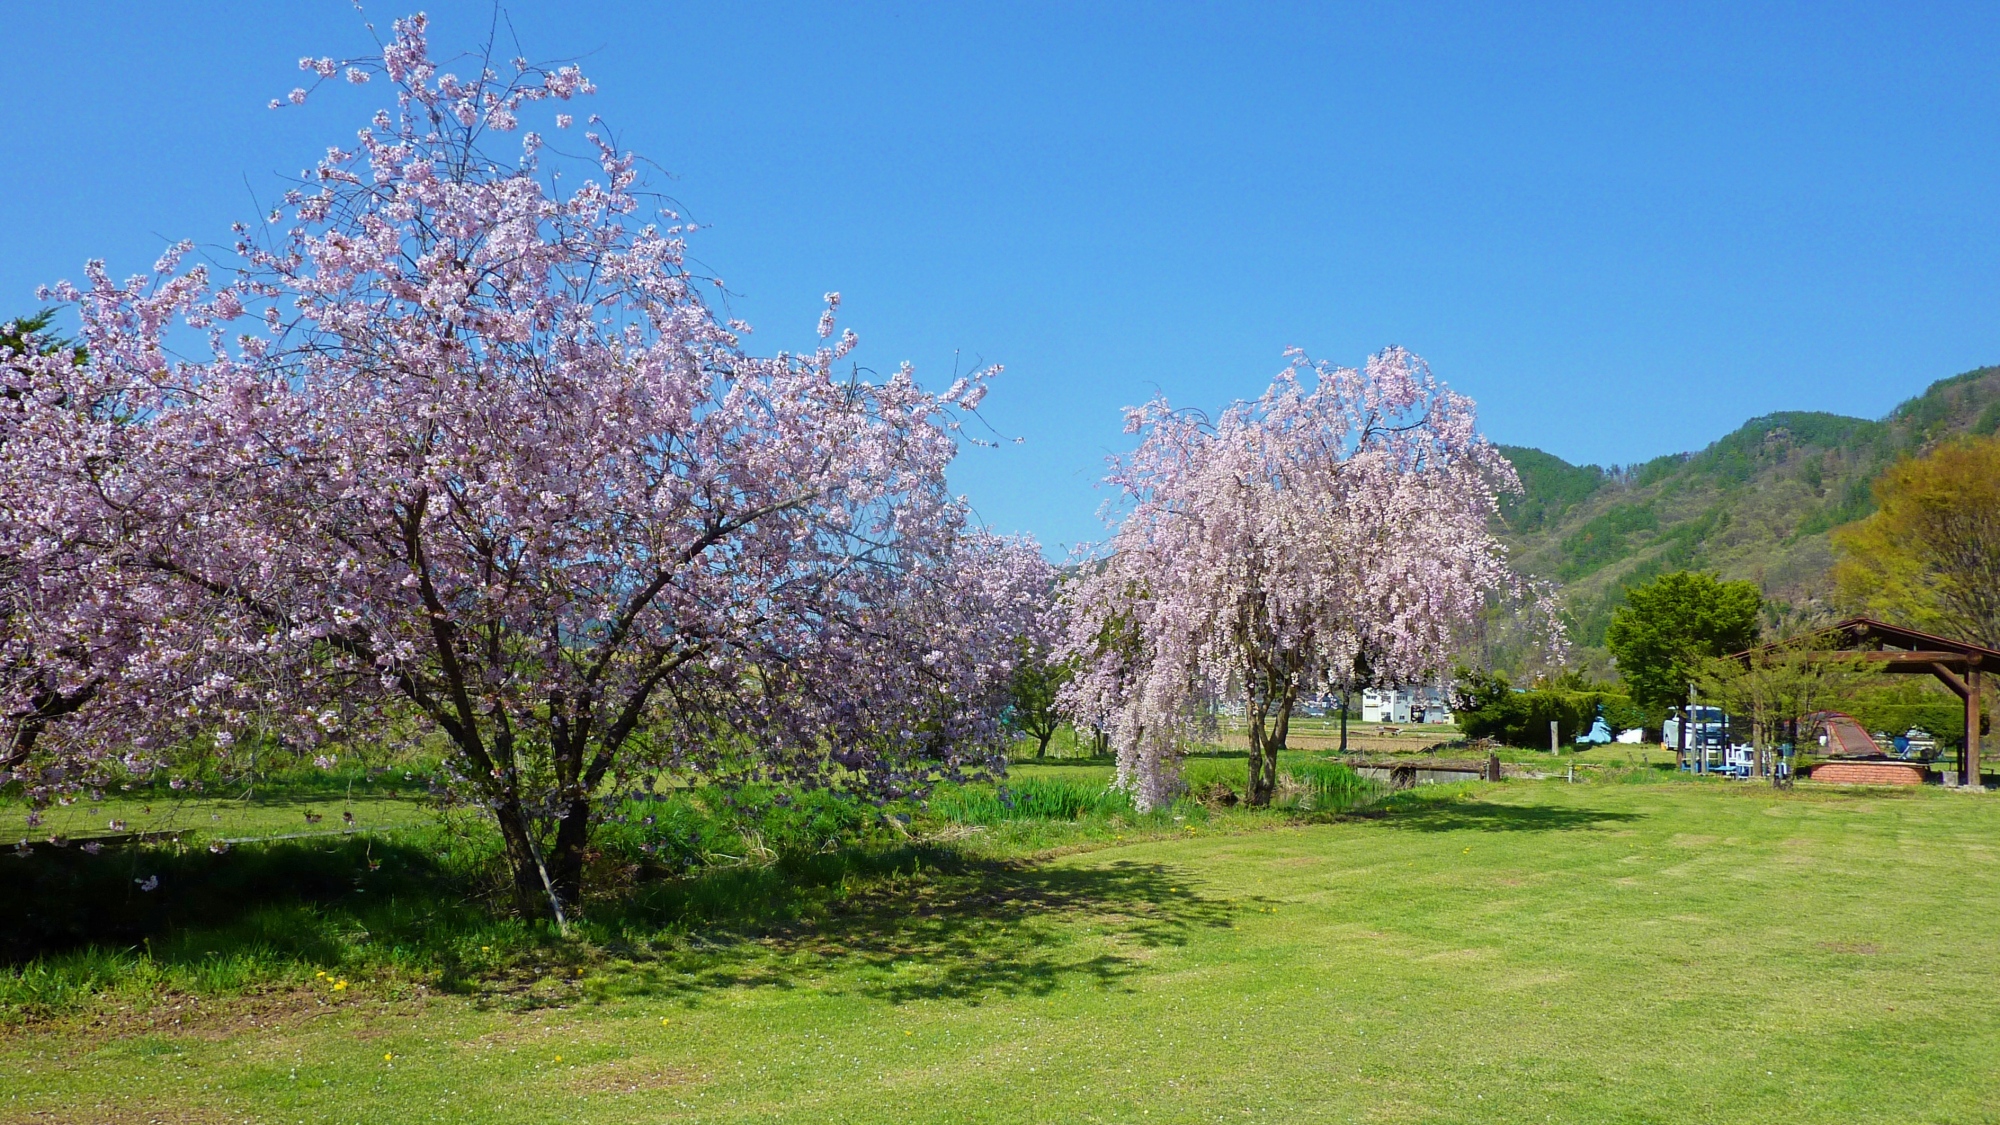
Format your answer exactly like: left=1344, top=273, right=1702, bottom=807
left=1059, top=347, right=1552, bottom=809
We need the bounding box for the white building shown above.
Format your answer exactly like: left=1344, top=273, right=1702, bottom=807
left=1361, top=685, right=1454, bottom=725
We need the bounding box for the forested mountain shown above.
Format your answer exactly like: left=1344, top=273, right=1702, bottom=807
left=1496, top=364, right=2000, bottom=667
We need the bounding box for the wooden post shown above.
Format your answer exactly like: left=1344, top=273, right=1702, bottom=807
left=1550, top=720, right=1559, bottom=755
left=1968, top=668, right=1983, bottom=790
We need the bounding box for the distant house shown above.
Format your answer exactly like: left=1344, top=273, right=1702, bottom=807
left=1361, top=685, right=1454, bottom=725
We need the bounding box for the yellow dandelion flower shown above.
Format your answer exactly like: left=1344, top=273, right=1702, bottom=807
left=384, top=1053, right=393, bottom=1062
left=333, top=980, right=348, bottom=991
left=660, top=1017, right=670, bottom=1025
left=555, top=1054, right=563, bottom=1063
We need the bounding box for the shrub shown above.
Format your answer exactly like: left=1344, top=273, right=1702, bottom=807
left=1845, top=701, right=1974, bottom=742
left=1454, top=669, right=1646, bottom=747
left=594, top=786, right=888, bottom=873
left=1284, top=760, right=1368, bottom=810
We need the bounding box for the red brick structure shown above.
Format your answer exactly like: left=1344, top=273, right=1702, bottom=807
left=1807, top=761, right=1925, bottom=786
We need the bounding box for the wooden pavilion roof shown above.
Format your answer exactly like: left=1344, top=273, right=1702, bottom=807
left=1818, top=617, right=2000, bottom=676
left=1731, top=617, right=2000, bottom=677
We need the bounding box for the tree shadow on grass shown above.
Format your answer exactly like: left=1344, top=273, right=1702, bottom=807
left=3, top=830, right=1245, bottom=1018
left=1363, top=799, right=1641, bottom=834
left=585, top=856, right=1240, bottom=1008
left=0, top=834, right=489, bottom=966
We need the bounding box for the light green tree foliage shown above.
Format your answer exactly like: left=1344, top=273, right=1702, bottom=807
left=1604, top=571, right=1762, bottom=710
left=1006, top=637, right=1071, bottom=758
left=1699, top=632, right=1876, bottom=774
left=1833, top=435, right=2000, bottom=650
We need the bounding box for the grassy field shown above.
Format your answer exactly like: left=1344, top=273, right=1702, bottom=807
left=5, top=770, right=1999, bottom=1123
left=1078, top=717, right=1684, bottom=767
left=0, top=765, right=437, bottom=846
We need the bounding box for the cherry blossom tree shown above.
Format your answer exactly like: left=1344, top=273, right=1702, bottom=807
left=10, top=16, right=1045, bottom=917
left=1059, top=348, right=1549, bottom=809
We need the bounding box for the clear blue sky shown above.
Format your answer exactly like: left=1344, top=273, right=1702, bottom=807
left=6, top=2, right=1998, bottom=554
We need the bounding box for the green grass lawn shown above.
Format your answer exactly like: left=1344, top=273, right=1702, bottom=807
left=0, top=767, right=438, bottom=847
left=6, top=776, right=2000, bottom=1122
left=1077, top=717, right=1685, bottom=769
left=0, top=792, right=435, bottom=847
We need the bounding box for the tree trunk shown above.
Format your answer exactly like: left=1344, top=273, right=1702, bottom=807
left=1036, top=729, right=1052, bottom=758
left=492, top=793, right=565, bottom=921
left=549, top=792, right=593, bottom=910
left=1244, top=691, right=1270, bottom=805
left=1266, top=679, right=1296, bottom=804
left=488, top=722, right=578, bottom=925
left=1339, top=689, right=1350, bottom=754
left=1246, top=672, right=1297, bottom=807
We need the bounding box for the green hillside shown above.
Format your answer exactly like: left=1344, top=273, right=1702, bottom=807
left=1497, top=365, right=2000, bottom=666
